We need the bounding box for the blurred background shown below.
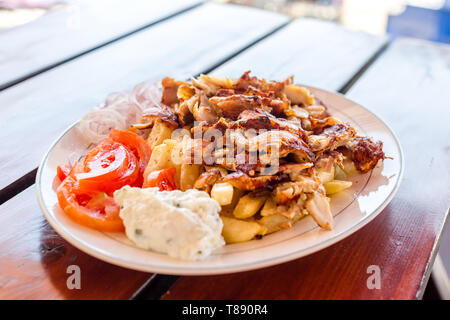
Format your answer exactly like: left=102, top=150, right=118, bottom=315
left=1, top=0, right=450, bottom=44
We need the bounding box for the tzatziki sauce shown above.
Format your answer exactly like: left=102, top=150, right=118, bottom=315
left=114, top=186, right=224, bottom=260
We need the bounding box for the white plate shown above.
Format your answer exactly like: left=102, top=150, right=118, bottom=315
left=36, top=87, right=403, bottom=275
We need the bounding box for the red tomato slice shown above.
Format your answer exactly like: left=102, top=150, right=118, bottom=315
left=85, top=192, right=120, bottom=216
left=57, top=176, right=124, bottom=232
left=56, top=165, right=71, bottom=181
left=109, top=129, right=151, bottom=187
left=75, top=139, right=139, bottom=193
left=55, top=130, right=151, bottom=232
left=143, top=167, right=177, bottom=191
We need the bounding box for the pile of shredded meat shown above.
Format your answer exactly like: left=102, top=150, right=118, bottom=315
left=137, top=71, right=385, bottom=230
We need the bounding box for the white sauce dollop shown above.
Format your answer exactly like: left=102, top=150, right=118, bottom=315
left=114, top=186, right=224, bottom=260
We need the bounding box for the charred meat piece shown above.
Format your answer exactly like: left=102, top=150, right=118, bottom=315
left=283, top=84, right=315, bottom=106
left=310, top=116, right=341, bottom=132
left=308, top=123, right=356, bottom=152
left=209, top=94, right=271, bottom=120
left=220, top=171, right=288, bottom=191
left=161, top=77, right=183, bottom=106
left=140, top=104, right=179, bottom=128
left=191, top=74, right=234, bottom=96
left=278, top=163, right=314, bottom=180
left=175, top=96, right=195, bottom=126
left=274, top=176, right=321, bottom=205
left=269, top=98, right=291, bottom=117
left=192, top=92, right=218, bottom=123
left=235, top=71, right=265, bottom=92
left=232, top=110, right=307, bottom=140
left=350, top=136, right=385, bottom=173
left=304, top=105, right=328, bottom=120
left=250, top=130, right=315, bottom=163
left=235, top=71, right=290, bottom=95
left=193, top=168, right=223, bottom=193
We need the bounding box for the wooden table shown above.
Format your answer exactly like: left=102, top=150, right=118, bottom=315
left=0, top=1, right=448, bottom=300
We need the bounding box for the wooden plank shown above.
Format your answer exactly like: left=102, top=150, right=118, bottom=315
left=0, top=0, right=202, bottom=89
left=212, top=18, right=388, bottom=91
left=0, top=2, right=288, bottom=193
left=163, top=38, right=450, bottom=300
left=345, top=38, right=450, bottom=299
left=0, top=186, right=152, bottom=300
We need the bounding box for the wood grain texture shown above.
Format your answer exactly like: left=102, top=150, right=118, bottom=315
left=212, top=18, right=388, bottom=91
left=346, top=38, right=450, bottom=299
left=163, top=38, right=450, bottom=300
left=0, top=2, right=288, bottom=192
left=0, top=186, right=152, bottom=300
left=0, top=0, right=201, bottom=89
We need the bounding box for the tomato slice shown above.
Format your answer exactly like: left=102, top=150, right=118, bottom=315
left=56, top=165, right=71, bottom=181
left=143, top=167, right=177, bottom=191
left=109, top=129, right=151, bottom=187
left=57, top=176, right=123, bottom=232
left=75, top=139, right=139, bottom=193
left=85, top=192, right=120, bottom=216
left=55, top=130, right=151, bottom=232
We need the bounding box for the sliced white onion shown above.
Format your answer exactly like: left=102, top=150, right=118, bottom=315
left=76, top=109, right=126, bottom=144
left=130, top=80, right=163, bottom=110
left=105, top=92, right=142, bottom=125
left=75, top=79, right=163, bottom=144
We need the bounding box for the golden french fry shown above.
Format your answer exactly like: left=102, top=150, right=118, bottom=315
left=180, top=163, right=201, bottom=191
left=324, top=180, right=352, bottom=195
left=233, top=193, right=266, bottom=219
left=343, top=159, right=358, bottom=176
left=147, top=121, right=174, bottom=150
left=260, top=197, right=277, bottom=217
left=334, top=164, right=347, bottom=180
left=145, top=143, right=171, bottom=173
left=211, top=182, right=234, bottom=206
left=220, top=188, right=245, bottom=215
left=144, top=139, right=181, bottom=186
left=221, top=216, right=264, bottom=244
left=258, top=214, right=291, bottom=234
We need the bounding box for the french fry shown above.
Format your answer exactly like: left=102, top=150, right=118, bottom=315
left=258, top=214, right=291, bottom=234
left=233, top=193, right=266, bottom=219
left=162, top=139, right=182, bottom=187
left=144, top=139, right=181, bottom=186
left=211, top=182, right=234, bottom=205
left=259, top=212, right=305, bottom=234
left=260, top=197, right=277, bottom=216
left=221, top=216, right=265, bottom=244
left=147, top=120, right=174, bottom=150
left=180, top=163, right=201, bottom=191
left=343, top=159, right=358, bottom=176
left=334, top=164, right=347, bottom=180
left=145, top=143, right=172, bottom=173
left=220, top=188, right=245, bottom=215
left=324, top=180, right=352, bottom=195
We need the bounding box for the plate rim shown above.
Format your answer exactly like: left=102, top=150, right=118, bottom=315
left=36, top=87, right=404, bottom=275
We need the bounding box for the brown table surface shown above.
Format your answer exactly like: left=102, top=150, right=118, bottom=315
left=0, top=1, right=448, bottom=300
